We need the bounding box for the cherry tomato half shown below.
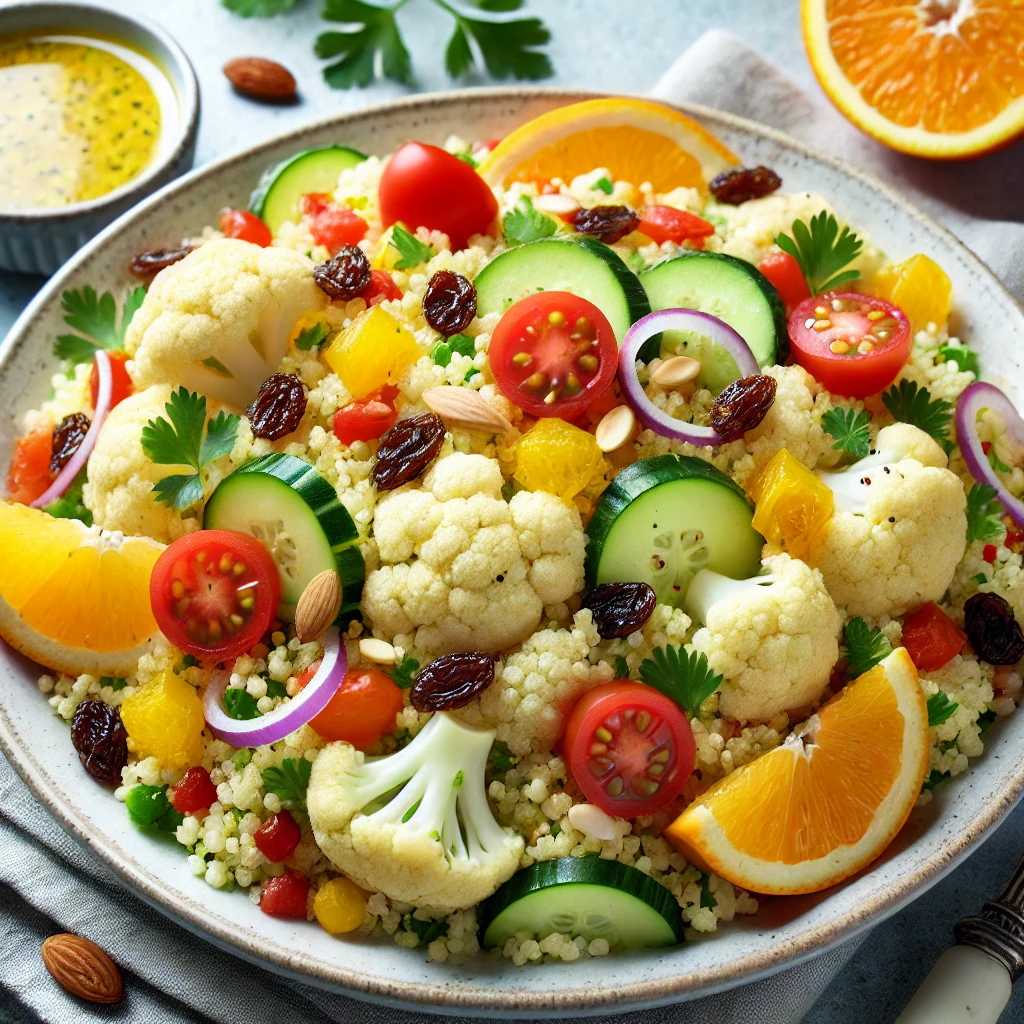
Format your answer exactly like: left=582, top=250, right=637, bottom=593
left=563, top=681, right=695, bottom=819
left=901, top=602, right=966, bottom=672
left=307, top=664, right=403, bottom=750
left=758, top=250, right=810, bottom=312
left=149, top=530, right=280, bottom=663
left=259, top=870, right=308, bottom=918
left=89, top=350, right=133, bottom=411
left=788, top=292, right=911, bottom=399
left=5, top=427, right=53, bottom=504
left=378, top=142, right=498, bottom=250
left=638, top=206, right=715, bottom=246
left=489, top=291, right=618, bottom=420
left=333, top=386, right=399, bottom=445
left=219, top=209, right=272, bottom=247
left=300, top=193, right=369, bottom=252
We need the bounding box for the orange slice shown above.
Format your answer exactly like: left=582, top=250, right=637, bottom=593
left=0, top=501, right=163, bottom=676
left=478, top=98, right=738, bottom=194
left=665, top=648, right=929, bottom=894
left=803, top=0, right=1024, bottom=158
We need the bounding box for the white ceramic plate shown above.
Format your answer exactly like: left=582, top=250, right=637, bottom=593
left=2, top=88, right=1023, bottom=1017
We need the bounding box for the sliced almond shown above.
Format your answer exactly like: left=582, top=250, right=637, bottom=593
left=594, top=405, right=636, bottom=453
left=531, top=193, right=580, bottom=217
left=41, top=934, right=124, bottom=1005
left=359, top=637, right=397, bottom=665
left=294, top=570, right=342, bottom=643
left=567, top=802, right=619, bottom=841
left=422, top=386, right=513, bottom=435
left=651, top=355, right=701, bottom=388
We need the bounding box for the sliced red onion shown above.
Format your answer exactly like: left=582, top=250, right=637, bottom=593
left=32, top=349, right=113, bottom=509
left=619, top=309, right=759, bottom=447
left=955, top=381, right=1024, bottom=529
left=202, top=627, right=347, bottom=746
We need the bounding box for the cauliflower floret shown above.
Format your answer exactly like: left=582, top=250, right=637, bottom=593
left=308, top=714, right=523, bottom=915
left=125, top=238, right=326, bottom=409
left=687, top=554, right=842, bottom=722
left=811, top=424, right=967, bottom=620
left=363, top=453, right=586, bottom=654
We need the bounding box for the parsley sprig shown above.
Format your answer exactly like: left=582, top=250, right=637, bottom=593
left=223, top=0, right=298, bottom=13
left=842, top=618, right=891, bottom=678
left=388, top=225, right=434, bottom=270
left=927, top=692, right=958, bottom=727
left=821, top=407, right=871, bottom=459
left=141, top=388, right=240, bottom=511
left=776, top=212, right=863, bottom=295
left=966, top=483, right=1006, bottom=545
left=388, top=655, right=420, bottom=689
left=295, top=321, right=331, bottom=351
left=502, top=196, right=557, bottom=246
left=262, top=758, right=313, bottom=809
left=639, top=645, right=722, bottom=717
left=881, top=380, right=952, bottom=442
left=54, top=285, right=147, bottom=363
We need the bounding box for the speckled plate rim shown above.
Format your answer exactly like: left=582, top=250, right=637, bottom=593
left=2, top=86, right=1024, bottom=1016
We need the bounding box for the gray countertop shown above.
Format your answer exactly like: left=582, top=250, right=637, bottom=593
left=2, top=1, right=1024, bottom=1021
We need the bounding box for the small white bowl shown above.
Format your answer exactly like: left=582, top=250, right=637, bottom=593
left=0, top=1, right=199, bottom=276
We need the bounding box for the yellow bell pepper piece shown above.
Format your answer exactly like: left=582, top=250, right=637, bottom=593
left=324, top=305, right=420, bottom=399
left=314, top=876, right=369, bottom=935
left=120, top=669, right=205, bottom=771
left=751, top=449, right=834, bottom=561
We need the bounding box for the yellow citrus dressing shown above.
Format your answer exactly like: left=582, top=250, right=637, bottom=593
left=0, top=33, right=176, bottom=210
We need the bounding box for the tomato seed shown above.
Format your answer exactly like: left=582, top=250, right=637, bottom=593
left=812, top=319, right=831, bottom=330
left=219, top=554, right=233, bottom=573
left=830, top=340, right=850, bottom=354
left=233, top=562, right=246, bottom=576
left=607, top=776, right=624, bottom=796
left=524, top=372, right=547, bottom=391
left=634, top=778, right=659, bottom=797
left=512, top=352, right=531, bottom=366
left=814, top=306, right=828, bottom=316
left=565, top=374, right=581, bottom=395
left=858, top=341, right=874, bottom=354
left=595, top=726, right=612, bottom=742
left=578, top=354, right=599, bottom=372
left=590, top=742, right=608, bottom=756
left=867, top=310, right=885, bottom=321
left=651, top=748, right=670, bottom=762
left=635, top=710, right=651, bottom=732
left=548, top=311, right=566, bottom=326
left=648, top=763, right=665, bottom=776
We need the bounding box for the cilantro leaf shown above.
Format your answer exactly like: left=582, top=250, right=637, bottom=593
left=488, top=740, right=516, bottom=773
left=223, top=0, right=299, bottom=14
left=614, top=655, right=630, bottom=680
left=502, top=196, right=557, bottom=246
left=639, top=645, right=722, bottom=717
left=821, top=406, right=871, bottom=459
left=593, top=176, right=614, bottom=195
left=53, top=285, right=147, bottom=363
left=317, top=0, right=412, bottom=88
left=388, top=655, right=420, bottom=689
left=938, top=345, right=979, bottom=377
left=881, top=380, right=952, bottom=441
left=843, top=618, right=891, bottom=678
left=262, top=757, right=313, bottom=809
left=776, top=212, right=863, bottom=295
left=295, top=322, right=330, bottom=351
left=389, top=225, right=434, bottom=270
left=927, top=692, right=958, bottom=727
left=966, top=483, right=1006, bottom=545
left=223, top=688, right=260, bottom=720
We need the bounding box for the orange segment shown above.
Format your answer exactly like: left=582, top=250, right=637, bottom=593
left=804, top=0, right=1024, bottom=157
left=666, top=648, right=929, bottom=894
left=479, top=98, right=738, bottom=194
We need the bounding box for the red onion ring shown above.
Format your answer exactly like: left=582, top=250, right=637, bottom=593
left=202, top=626, right=347, bottom=746
left=955, top=381, right=1024, bottom=529
left=32, top=350, right=113, bottom=510
left=619, top=309, right=760, bottom=447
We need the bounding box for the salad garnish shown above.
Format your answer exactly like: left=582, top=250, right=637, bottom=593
left=842, top=617, right=892, bottom=678
left=502, top=196, right=557, bottom=246
left=638, top=645, right=722, bottom=718
left=966, top=483, right=1006, bottom=544
left=882, top=380, right=953, bottom=442
left=776, top=211, right=863, bottom=295
left=54, top=285, right=146, bottom=363
left=821, top=406, right=871, bottom=458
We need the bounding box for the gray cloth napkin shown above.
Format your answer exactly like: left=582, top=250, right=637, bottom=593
left=3, top=27, right=1021, bottom=1024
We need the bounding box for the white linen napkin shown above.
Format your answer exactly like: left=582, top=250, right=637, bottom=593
left=3, top=28, right=1022, bottom=1024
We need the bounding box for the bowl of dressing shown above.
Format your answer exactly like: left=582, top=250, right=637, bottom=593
left=0, top=2, right=199, bottom=276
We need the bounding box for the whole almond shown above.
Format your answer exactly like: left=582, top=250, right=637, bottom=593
left=651, top=355, right=701, bottom=389
left=295, top=570, right=342, bottom=643
left=223, top=57, right=296, bottom=101
left=422, top=386, right=513, bottom=435
left=41, top=934, right=123, bottom=1005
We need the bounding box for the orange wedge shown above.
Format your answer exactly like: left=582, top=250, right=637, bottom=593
left=478, top=98, right=738, bottom=193
left=665, top=648, right=929, bottom=895
left=0, top=502, right=163, bottom=677
left=804, top=0, right=1024, bottom=158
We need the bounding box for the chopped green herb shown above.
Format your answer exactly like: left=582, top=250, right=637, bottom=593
left=978, top=708, right=998, bottom=733
left=295, top=321, right=331, bottom=351
left=99, top=676, right=129, bottom=692
left=699, top=874, right=717, bottom=909
left=927, top=692, right=958, bottom=727
left=266, top=679, right=287, bottom=699
left=966, top=483, right=1006, bottom=545
left=53, top=285, right=147, bottom=363
left=593, top=176, right=614, bottom=195
left=181, top=654, right=201, bottom=669
left=989, top=448, right=1012, bottom=473
left=388, top=224, right=434, bottom=270
left=776, top=212, right=863, bottom=295
left=262, top=758, right=313, bottom=809
left=388, top=655, right=420, bottom=689
left=639, top=645, right=722, bottom=718
left=223, top=688, right=260, bottom=720
left=881, top=380, right=952, bottom=442
left=938, top=345, right=979, bottom=377
left=502, top=195, right=557, bottom=246
left=614, top=655, right=631, bottom=680
left=222, top=0, right=297, bottom=14
left=821, top=406, right=871, bottom=459
left=843, top=618, right=892, bottom=678
left=973, top=572, right=989, bottom=584
left=922, top=768, right=950, bottom=792
left=403, top=913, right=449, bottom=945
left=488, top=740, right=516, bottom=773
left=452, top=148, right=478, bottom=168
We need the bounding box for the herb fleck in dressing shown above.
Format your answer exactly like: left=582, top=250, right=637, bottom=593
left=0, top=35, right=166, bottom=210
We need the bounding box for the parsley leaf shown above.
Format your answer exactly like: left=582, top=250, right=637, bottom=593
left=53, top=285, right=147, bottom=363
left=593, top=176, right=614, bottom=195
left=403, top=913, right=449, bottom=945
left=223, top=0, right=299, bottom=13
left=100, top=676, right=129, bottom=691
left=842, top=618, right=891, bottom=678
left=639, top=645, right=722, bottom=718
left=502, top=196, right=557, bottom=246
left=389, top=225, right=434, bottom=270
left=821, top=407, right=871, bottom=459
left=614, top=655, right=631, bottom=680
left=388, top=655, right=420, bottom=689
left=223, top=688, right=260, bottom=720
left=141, top=388, right=240, bottom=511
left=295, top=321, right=330, bottom=351
left=262, top=758, right=313, bottom=809
left=938, top=345, right=979, bottom=377
left=927, top=692, right=958, bottom=727
left=881, top=380, right=952, bottom=442
left=488, top=740, right=516, bottom=773
left=922, top=768, right=950, bottom=792
left=966, top=483, right=1006, bottom=545
left=776, top=212, right=863, bottom=295
left=978, top=708, right=998, bottom=733
left=699, top=873, right=717, bottom=909
left=317, top=0, right=412, bottom=88
left=441, top=2, right=552, bottom=81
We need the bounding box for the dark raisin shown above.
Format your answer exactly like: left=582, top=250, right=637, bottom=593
left=423, top=270, right=477, bottom=338
left=129, top=245, right=196, bottom=278
left=372, top=412, right=446, bottom=491
left=50, top=412, right=91, bottom=473
left=568, top=205, right=640, bottom=244
left=582, top=582, right=657, bottom=640
left=709, top=166, right=782, bottom=205
left=411, top=651, right=496, bottom=711
left=964, top=593, right=1024, bottom=665
left=246, top=373, right=307, bottom=440
left=313, top=245, right=371, bottom=300
left=71, top=700, right=128, bottom=784
left=710, top=375, right=778, bottom=442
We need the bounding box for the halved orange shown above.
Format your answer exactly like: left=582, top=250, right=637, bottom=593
left=478, top=98, right=738, bottom=193
left=0, top=502, right=163, bottom=677
left=665, top=648, right=929, bottom=894
left=804, top=0, right=1024, bottom=158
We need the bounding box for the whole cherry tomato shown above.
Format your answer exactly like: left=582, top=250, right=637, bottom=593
left=638, top=206, right=715, bottom=246
left=219, top=209, right=273, bottom=247
left=758, top=250, right=811, bottom=312
left=169, top=766, right=218, bottom=816
left=300, top=193, right=369, bottom=252
left=379, top=142, right=498, bottom=250
left=254, top=810, right=302, bottom=862
left=259, top=870, right=308, bottom=918
left=307, top=664, right=404, bottom=750
left=902, top=602, right=966, bottom=672
left=89, top=350, right=133, bottom=410
left=363, top=269, right=402, bottom=306
left=332, top=386, right=399, bottom=445
left=5, top=428, right=53, bottom=504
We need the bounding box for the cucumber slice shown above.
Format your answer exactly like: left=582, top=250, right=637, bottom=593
left=586, top=455, right=763, bottom=607
left=249, top=145, right=368, bottom=236
left=474, top=236, right=650, bottom=344
left=478, top=857, right=683, bottom=950
left=203, top=454, right=365, bottom=621
left=640, top=251, right=786, bottom=390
